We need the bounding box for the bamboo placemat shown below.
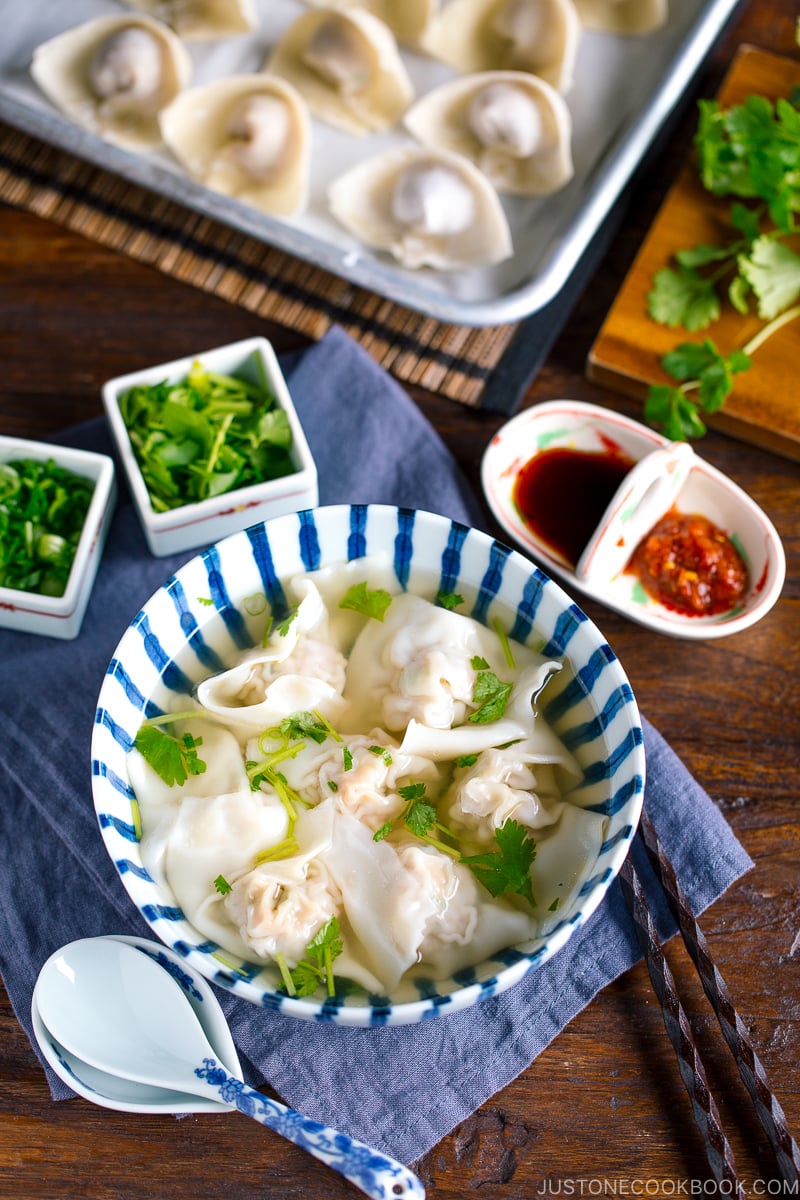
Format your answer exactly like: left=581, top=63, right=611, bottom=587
left=0, top=120, right=525, bottom=409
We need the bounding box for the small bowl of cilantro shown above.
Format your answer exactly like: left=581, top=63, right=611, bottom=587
left=0, top=436, right=116, bottom=640
left=102, top=337, right=318, bottom=557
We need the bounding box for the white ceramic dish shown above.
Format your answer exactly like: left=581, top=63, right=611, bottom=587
left=91, top=504, right=645, bottom=1027
left=102, top=336, right=318, bottom=557
left=0, top=436, right=116, bottom=640
left=481, top=401, right=786, bottom=640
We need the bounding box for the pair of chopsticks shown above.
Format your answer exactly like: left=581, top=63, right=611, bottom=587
left=620, top=809, right=800, bottom=1194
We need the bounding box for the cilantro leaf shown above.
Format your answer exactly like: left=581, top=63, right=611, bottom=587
left=644, top=339, right=751, bottom=440
left=134, top=724, right=206, bottom=787
left=436, top=590, right=464, bottom=610
left=738, top=236, right=800, bottom=319
left=287, top=918, right=343, bottom=998
left=279, top=711, right=330, bottom=744
left=647, top=266, right=721, bottom=331
left=339, top=581, right=393, bottom=621
left=729, top=200, right=765, bottom=244
left=398, top=783, right=427, bottom=803
left=728, top=273, right=752, bottom=315
left=674, top=242, right=738, bottom=269
left=462, top=820, right=537, bottom=906
left=373, top=782, right=453, bottom=851
left=469, top=659, right=512, bottom=724
left=214, top=874, right=232, bottom=896
left=644, top=385, right=709, bottom=441
left=404, top=799, right=438, bottom=838
left=286, top=960, right=325, bottom=998
left=276, top=607, right=299, bottom=637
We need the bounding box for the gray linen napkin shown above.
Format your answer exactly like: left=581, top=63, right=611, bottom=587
left=0, top=325, right=752, bottom=1165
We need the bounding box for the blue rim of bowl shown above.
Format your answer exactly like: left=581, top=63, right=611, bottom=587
left=91, top=504, right=646, bottom=1027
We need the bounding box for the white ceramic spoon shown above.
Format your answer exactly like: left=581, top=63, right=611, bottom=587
left=35, top=937, right=425, bottom=1200
left=31, top=934, right=239, bottom=1114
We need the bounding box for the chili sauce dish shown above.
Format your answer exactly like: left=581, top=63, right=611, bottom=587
left=91, top=504, right=645, bottom=1026
left=481, top=401, right=785, bottom=640
left=0, top=435, right=116, bottom=639
left=102, top=336, right=318, bottom=557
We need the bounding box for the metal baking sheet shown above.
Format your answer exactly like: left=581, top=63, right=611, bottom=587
left=0, top=0, right=740, bottom=327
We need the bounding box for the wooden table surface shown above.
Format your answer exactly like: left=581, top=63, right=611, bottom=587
left=1, top=2, right=798, bottom=1196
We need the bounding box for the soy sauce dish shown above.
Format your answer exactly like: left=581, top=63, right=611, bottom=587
left=481, top=401, right=785, bottom=640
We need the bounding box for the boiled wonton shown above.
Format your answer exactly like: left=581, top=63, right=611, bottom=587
left=328, top=146, right=513, bottom=269
left=120, top=0, right=258, bottom=41
left=574, top=0, right=667, bottom=34
left=421, top=0, right=580, bottom=93
left=160, top=74, right=311, bottom=217
left=266, top=7, right=414, bottom=135
left=299, top=0, right=440, bottom=48
left=404, top=70, right=573, bottom=195
left=30, top=14, right=191, bottom=151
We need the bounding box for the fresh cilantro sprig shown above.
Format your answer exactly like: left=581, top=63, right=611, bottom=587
left=134, top=724, right=207, bottom=787
left=339, top=581, right=393, bottom=621
left=468, top=656, right=512, bottom=724
left=461, top=820, right=537, bottom=907
left=644, top=338, right=751, bottom=440
left=373, top=782, right=459, bottom=857
left=695, top=93, right=800, bottom=230
left=643, top=89, right=800, bottom=438
left=276, top=918, right=344, bottom=998
left=277, top=710, right=336, bottom=745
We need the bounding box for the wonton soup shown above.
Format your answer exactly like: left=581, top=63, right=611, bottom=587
left=128, top=555, right=607, bottom=1000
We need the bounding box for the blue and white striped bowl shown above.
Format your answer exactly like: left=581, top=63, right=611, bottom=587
left=91, top=505, right=645, bottom=1027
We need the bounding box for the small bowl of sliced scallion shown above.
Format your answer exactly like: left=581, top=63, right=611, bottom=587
left=0, top=436, right=116, bottom=639
left=102, top=337, right=318, bottom=557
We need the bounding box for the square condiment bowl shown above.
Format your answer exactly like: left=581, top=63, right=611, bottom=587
left=102, top=337, right=318, bottom=557
left=0, top=435, right=116, bottom=640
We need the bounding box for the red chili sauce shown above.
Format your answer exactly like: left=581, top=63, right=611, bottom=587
left=627, top=510, right=748, bottom=616
left=512, top=446, right=634, bottom=567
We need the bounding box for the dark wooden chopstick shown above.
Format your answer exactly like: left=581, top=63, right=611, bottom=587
left=619, top=855, right=745, bottom=1197
left=638, top=808, right=800, bottom=1184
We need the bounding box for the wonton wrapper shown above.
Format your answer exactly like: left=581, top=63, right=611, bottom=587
left=266, top=7, right=414, bottom=135
left=120, top=0, right=258, bottom=41
left=30, top=14, right=191, bottom=151
left=160, top=74, right=311, bottom=217
left=329, top=146, right=513, bottom=270
left=300, top=0, right=440, bottom=48
left=404, top=70, right=573, bottom=195
left=421, top=0, right=580, bottom=93
left=574, top=0, right=667, bottom=34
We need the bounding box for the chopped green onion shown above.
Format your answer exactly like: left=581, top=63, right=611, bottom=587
left=0, top=458, right=94, bottom=597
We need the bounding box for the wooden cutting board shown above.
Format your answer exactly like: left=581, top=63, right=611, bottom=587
left=587, top=45, right=800, bottom=462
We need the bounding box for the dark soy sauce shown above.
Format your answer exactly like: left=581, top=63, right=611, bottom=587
left=513, top=447, right=634, bottom=567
